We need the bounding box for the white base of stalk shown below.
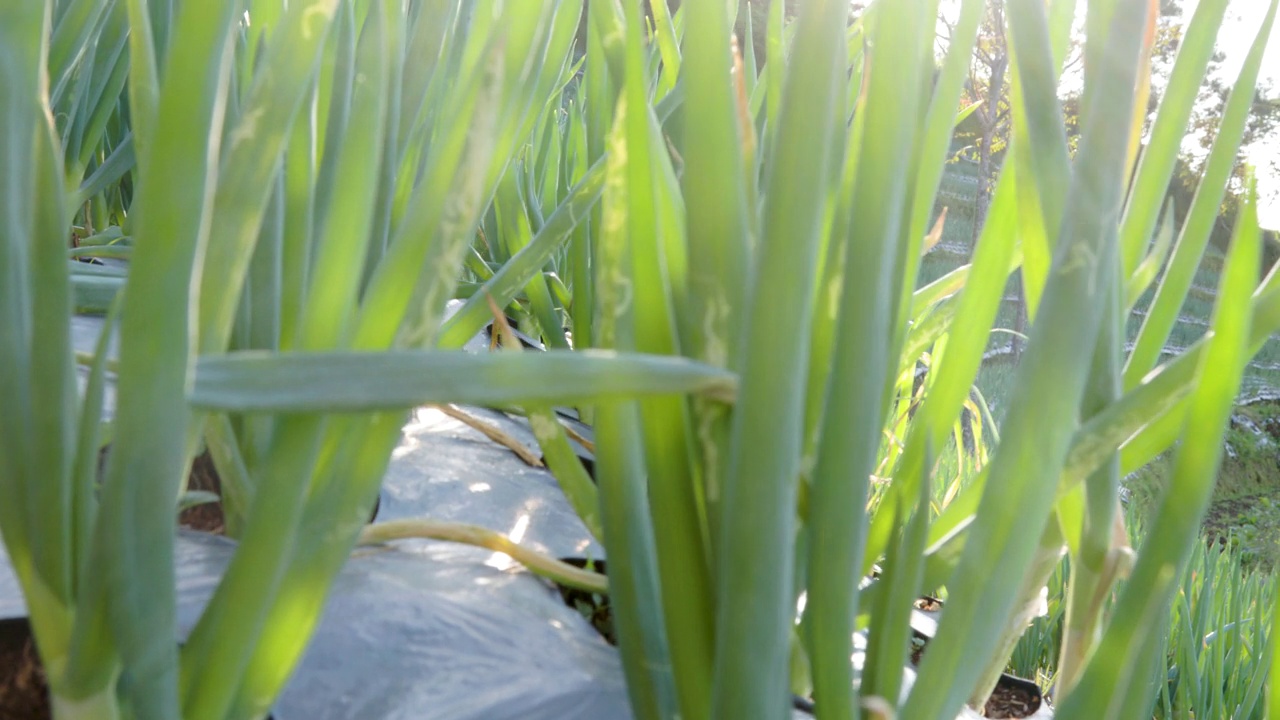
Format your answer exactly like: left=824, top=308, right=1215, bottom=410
left=52, top=686, right=121, bottom=720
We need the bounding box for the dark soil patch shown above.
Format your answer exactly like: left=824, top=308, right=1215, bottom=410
left=96, top=446, right=381, bottom=537
left=910, top=635, right=927, bottom=665
left=1259, top=414, right=1280, bottom=438
left=0, top=618, right=49, bottom=720
left=554, top=558, right=615, bottom=645
left=551, top=560, right=814, bottom=716
left=170, top=451, right=381, bottom=533
left=909, top=629, right=1044, bottom=718
left=913, top=596, right=944, bottom=612
left=180, top=451, right=226, bottom=534
left=1202, top=493, right=1280, bottom=570
left=1204, top=494, right=1272, bottom=540
left=0, top=617, right=280, bottom=720
left=981, top=678, right=1043, bottom=719
left=97, top=447, right=228, bottom=534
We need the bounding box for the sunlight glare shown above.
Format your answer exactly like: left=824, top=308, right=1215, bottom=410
left=483, top=513, right=531, bottom=571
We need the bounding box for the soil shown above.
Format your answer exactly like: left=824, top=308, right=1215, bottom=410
left=95, top=446, right=228, bottom=535
left=179, top=451, right=227, bottom=534
left=0, top=616, right=281, bottom=720
left=0, top=618, right=50, bottom=720
left=909, top=630, right=1044, bottom=718
left=910, top=635, right=927, bottom=665
left=553, top=559, right=816, bottom=715
left=96, top=446, right=381, bottom=537
left=1204, top=494, right=1277, bottom=539
left=554, top=558, right=616, bottom=645
left=914, top=596, right=944, bottom=612
left=1200, top=492, right=1280, bottom=571
left=981, top=679, right=1043, bottom=719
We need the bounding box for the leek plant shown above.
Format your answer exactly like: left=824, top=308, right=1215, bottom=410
left=438, top=0, right=1280, bottom=719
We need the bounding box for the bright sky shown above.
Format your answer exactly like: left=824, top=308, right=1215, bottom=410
left=935, top=0, right=1280, bottom=229
left=1206, top=1, right=1280, bottom=229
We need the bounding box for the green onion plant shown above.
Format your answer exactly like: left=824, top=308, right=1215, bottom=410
left=445, top=0, right=1280, bottom=719
left=1, top=1, right=729, bottom=718
left=4, top=0, right=1280, bottom=719
left=1009, top=509, right=1277, bottom=720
